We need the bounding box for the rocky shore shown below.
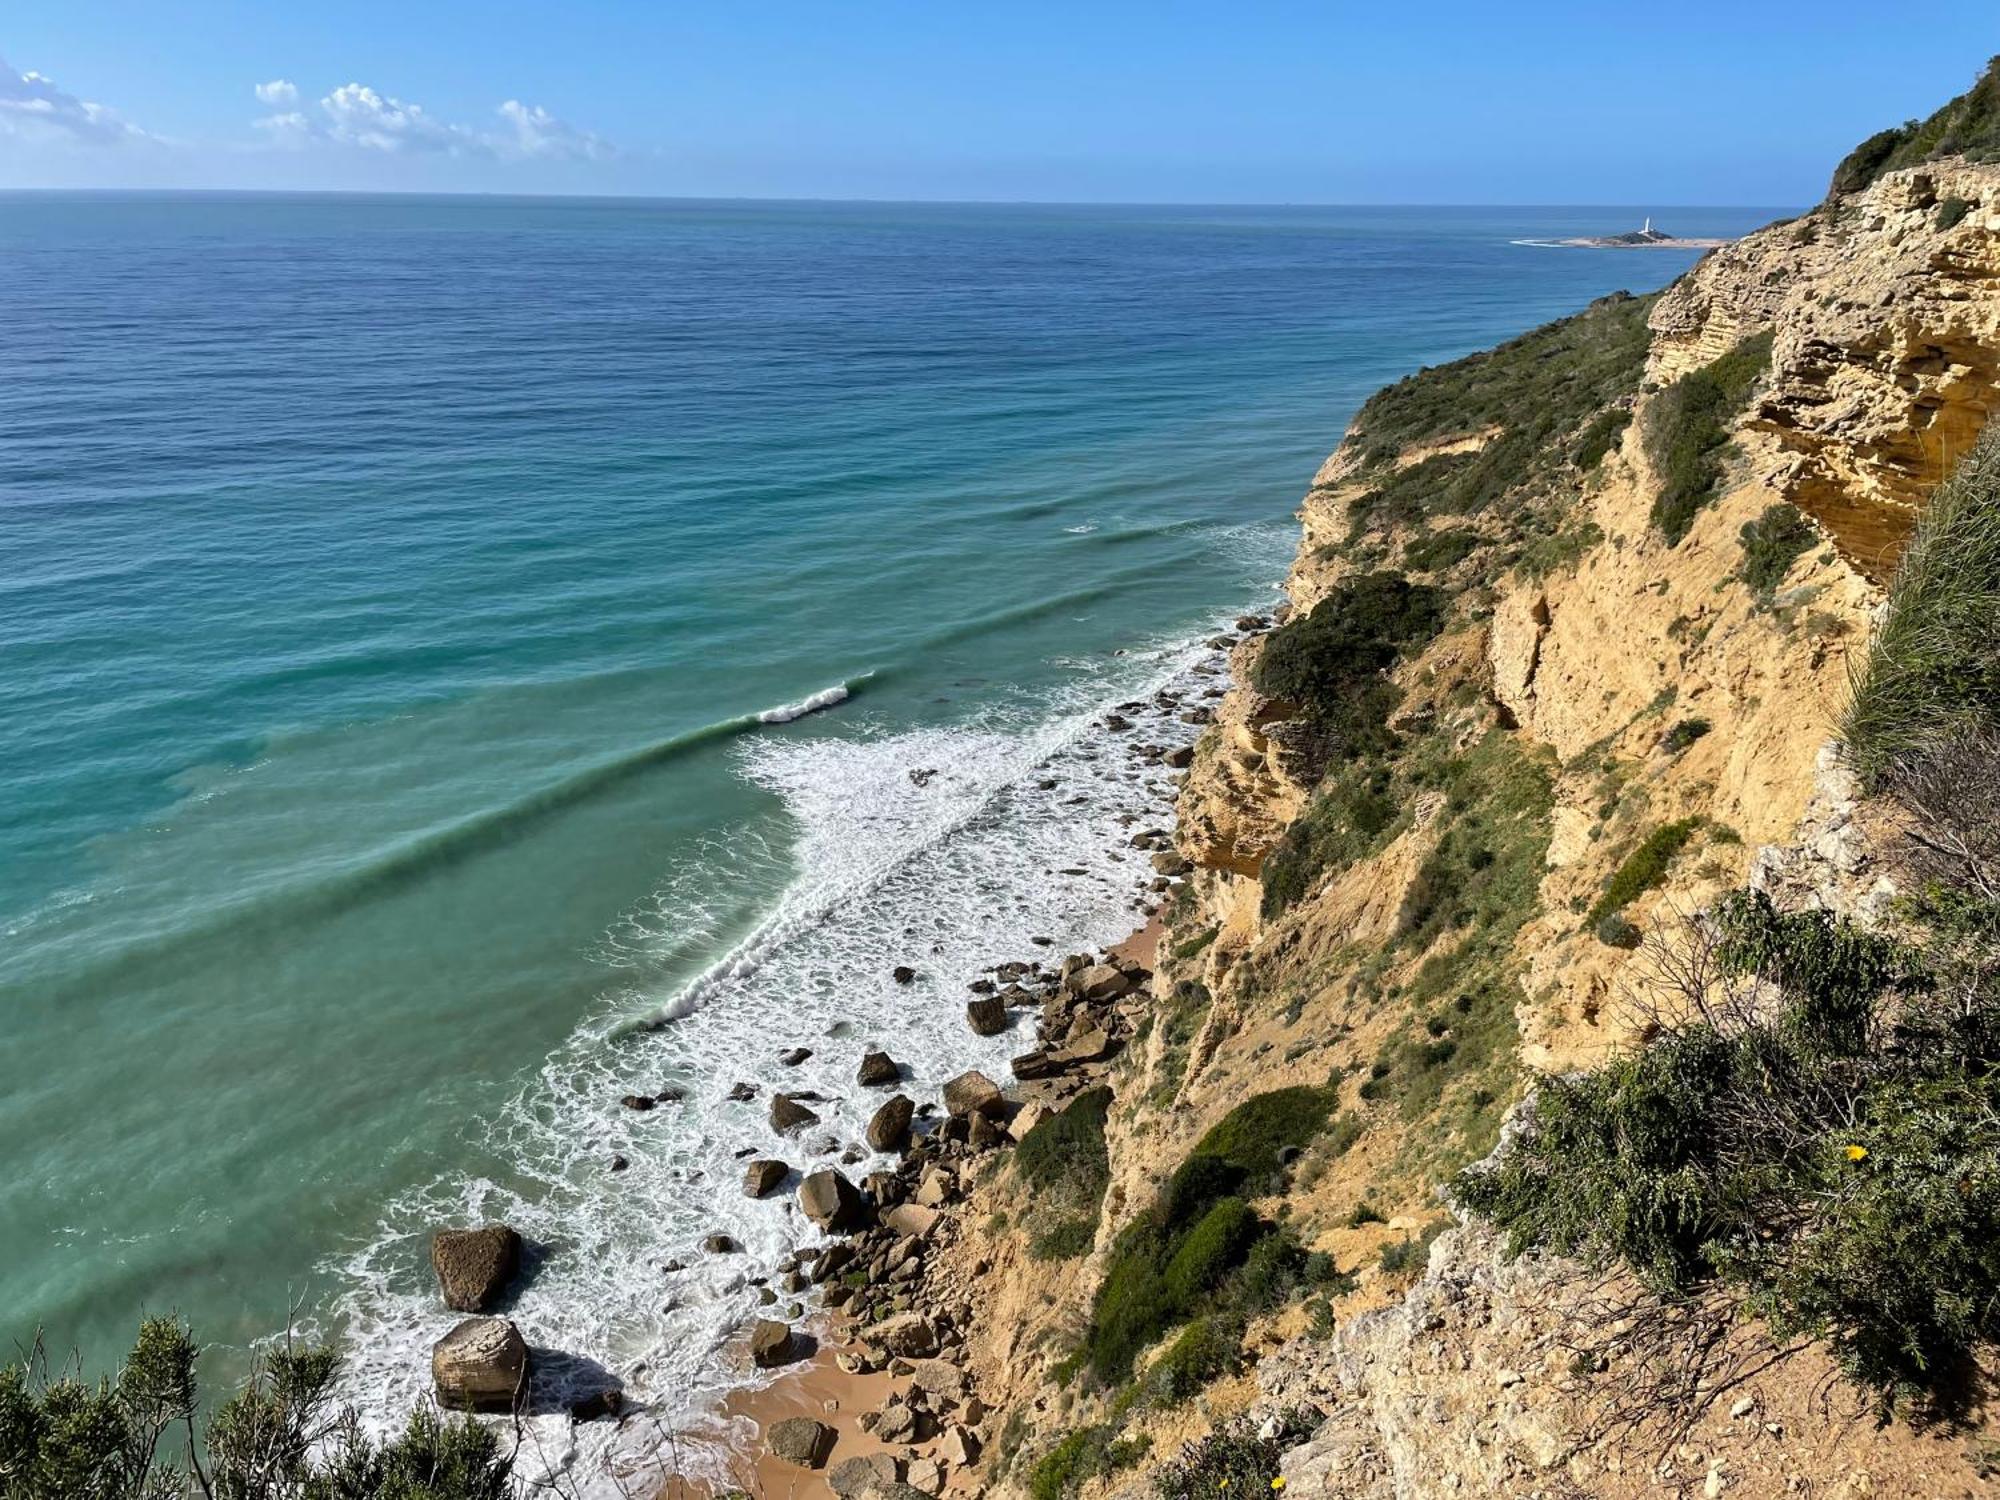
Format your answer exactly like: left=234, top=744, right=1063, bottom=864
left=405, top=623, right=1276, bottom=1497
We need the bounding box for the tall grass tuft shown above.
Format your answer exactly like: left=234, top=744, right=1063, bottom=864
left=1843, top=423, right=2000, bottom=789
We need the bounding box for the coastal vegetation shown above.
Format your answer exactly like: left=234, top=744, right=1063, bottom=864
left=1644, top=331, right=1774, bottom=545
left=1737, top=501, right=1819, bottom=596
left=1828, top=55, right=2000, bottom=198
left=0, top=1319, right=513, bottom=1500
left=1461, top=430, right=2000, bottom=1419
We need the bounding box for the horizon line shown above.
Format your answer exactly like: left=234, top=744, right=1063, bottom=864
left=0, top=185, right=1804, bottom=212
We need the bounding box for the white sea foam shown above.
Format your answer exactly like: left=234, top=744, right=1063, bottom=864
left=328, top=614, right=1269, bottom=1492
left=754, top=680, right=856, bottom=725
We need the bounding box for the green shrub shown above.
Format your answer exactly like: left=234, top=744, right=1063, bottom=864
left=1646, top=332, right=1774, bottom=545
left=1017, top=1086, right=1113, bottom=1260
left=1163, top=1198, right=1260, bottom=1306
left=1344, top=292, right=1656, bottom=531
left=1153, top=1409, right=1324, bottom=1500
left=1739, top=502, right=1818, bottom=595
left=1192, top=1086, right=1339, bottom=1182
left=1938, top=195, right=1974, bottom=231
left=1029, top=1424, right=1111, bottom=1500
left=1251, top=572, right=1446, bottom=775
left=1844, top=423, right=2000, bottom=789
left=1827, top=57, right=2000, bottom=199
left=1587, top=817, right=1704, bottom=924
left=1262, top=763, right=1399, bottom=917
left=1574, top=407, right=1633, bottom=470
left=1031, top=1216, right=1098, bottom=1261
left=1150, top=1317, right=1242, bottom=1404
left=1595, top=911, right=1643, bottom=949
left=1458, top=885, right=2000, bottom=1418
left=1660, top=717, right=1712, bottom=754
left=0, top=1320, right=513, bottom=1500
left=1404, top=527, right=1484, bottom=572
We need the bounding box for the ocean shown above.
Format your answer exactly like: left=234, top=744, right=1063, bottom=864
left=0, top=193, right=1780, bottom=1482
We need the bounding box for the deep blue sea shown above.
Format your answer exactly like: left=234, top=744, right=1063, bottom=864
left=0, top=194, right=1779, bottom=1481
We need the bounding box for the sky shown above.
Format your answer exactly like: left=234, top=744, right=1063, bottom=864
left=2, top=3, right=1996, bottom=204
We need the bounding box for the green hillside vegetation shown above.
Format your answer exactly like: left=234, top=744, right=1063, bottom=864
left=1829, top=55, right=2000, bottom=198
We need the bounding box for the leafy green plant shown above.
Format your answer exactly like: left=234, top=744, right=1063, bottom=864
left=1938, top=195, right=1974, bottom=231
left=1262, top=763, right=1399, bottom=917
left=1457, top=885, right=2000, bottom=1419
left=0, top=1320, right=513, bottom=1500
left=1646, top=332, right=1774, bottom=545
left=1827, top=56, right=2000, bottom=198
left=1739, top=502, right=1818, bottom=596
left=1587, top=817, right=1704, bottom=925
left=1152, top=1408, right=1324, bottom=1500
left=1017, top=1086, right=1113, bottom=1261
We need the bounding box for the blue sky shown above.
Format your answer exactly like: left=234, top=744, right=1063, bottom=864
left=3, top=3, right=1996, bottom=202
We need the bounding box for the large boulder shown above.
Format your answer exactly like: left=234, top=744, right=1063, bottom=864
left=770, top=1093, right=820, bottom=1133
left=857, top=1050, right=901, bottom=1087
left=1068, top=963, right=1131, bottom=1001
left=744, top=1159, right=789, bottom=1198
left=964, top=995, right=1008, bottom=1036
left=799, top=1169, right=867, bottom=1232
left=767, top=1416, right=836, bottom=1468
left=940, top=1070, right=1004, bottom=1119
left=430, top=1225, right=522, bottom=1313
left=866, top=1094, right=915, bottom=1153
left=431, top=1318, right=528, bottom=1412
left=863, top=1311, right=938, bottom=1359
left=749, top=1319, right=799, bottom=1368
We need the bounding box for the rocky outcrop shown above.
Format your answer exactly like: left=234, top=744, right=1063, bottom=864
left=430, top=1317, right=527, bottom=1412
left=1653, top=163, right=2000, bottom=577
left=429, top=1224, right=521, bottom=1313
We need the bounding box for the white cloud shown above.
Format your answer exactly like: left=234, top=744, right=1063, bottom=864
left=245, top=80, right=613, bottom=164
left=497, top=99, right=614, bottom=161
left=319, top=82, right=484, bottom=154
left=0, top=55, right=149, bottom=144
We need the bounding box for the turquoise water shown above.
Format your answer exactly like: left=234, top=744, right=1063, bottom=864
left=0, top=194, right=1778, bottom=1477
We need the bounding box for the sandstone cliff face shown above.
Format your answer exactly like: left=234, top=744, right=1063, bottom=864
left=1654, top=163, right=2000, bottom=578
left=944, top=158, right=2000, bottom=1500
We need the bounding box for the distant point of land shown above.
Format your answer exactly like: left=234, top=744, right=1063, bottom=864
left=1558, top=217, right=1733, bottom=249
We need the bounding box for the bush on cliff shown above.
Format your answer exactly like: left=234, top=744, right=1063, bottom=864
left=1843, top=422, right=2000, bottom=790
left=1828, top=55, right=2000, bottom=197
left=1645, top=331, right=1774, bottom=546
left=0, top=1318, right=515, bottom=1500
left=1458, top=880, right=2000, bottom=1418
left=1345, top=292, right=1657, bottom=523
left=1261, top=761, right=1398, bottom=917
left=1738, top=502, right=1819, bottom=596
left=1084, top=1088, right=1342, bottom=1383
left=1017, top=1086, right=1113, bottom=1260
left=1251, top=571, right=1446, bottom=777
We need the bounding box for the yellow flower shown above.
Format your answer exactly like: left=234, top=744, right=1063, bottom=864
left=1844, top=1144, right=1868, bottom=1161
left=1272, top=1482, right=1288, bottom=1492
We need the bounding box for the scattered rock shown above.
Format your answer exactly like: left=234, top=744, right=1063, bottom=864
left=727, top=1082, right=757, bottom=1102
left=882, top=1203, right=939, bottom=1238
left=1069, top=963, right=1131, bottom=1001
left=766, top=1416, right=835, bottom=1468
left=567, top=1387, right=623, bottom=1423
left=609, top=1154, right=630, bottom=1173
left=864, top=1311, right=939, bottom=1358
left=1163, top=745, right=1194, bottom=769
left=703, top=1233, right=740, bottom=1254
left=857, top=1050, right=900, bottom=1087
left=940, top=1070, right=1004, bottom=1118
left=779, top=1047, right=813, bottom=1067
left=965, top=994, right=1009, bottom=1036
left=430, top=1225, right=522, bottom=1314
left=799, top=1169, right=868, bottom=1232
left=744, top=1159, right=789, bottom=1198
left=770, top=1094, right=821, bottom=1133
left=430, top=1318, right=527, bottom=1412
left=940, top=1425, right=981, bottom=1467
left=892, top=965, right=918, bottom=984
left=867, top=1094, right=915, bottom=1153
left=749, top=1319, right=799, bottom=1368
left=619, top=1094, right=656, bottom=1111
left=909, top=1358, right=965, bottom=1401
left=829, top=1456, right=882, bottom=1496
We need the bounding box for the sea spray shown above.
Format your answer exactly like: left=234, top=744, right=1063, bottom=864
left=328, top=616, right=1262, bottom=1491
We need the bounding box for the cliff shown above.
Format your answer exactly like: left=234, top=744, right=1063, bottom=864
left=827, top=68, right=2000, bottom=1500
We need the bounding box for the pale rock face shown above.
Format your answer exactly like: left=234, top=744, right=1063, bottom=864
left=1653, top=162, right=2000, bottom=577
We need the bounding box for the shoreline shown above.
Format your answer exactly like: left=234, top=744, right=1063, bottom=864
left=637, top=619, right=1271, bottom=1495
